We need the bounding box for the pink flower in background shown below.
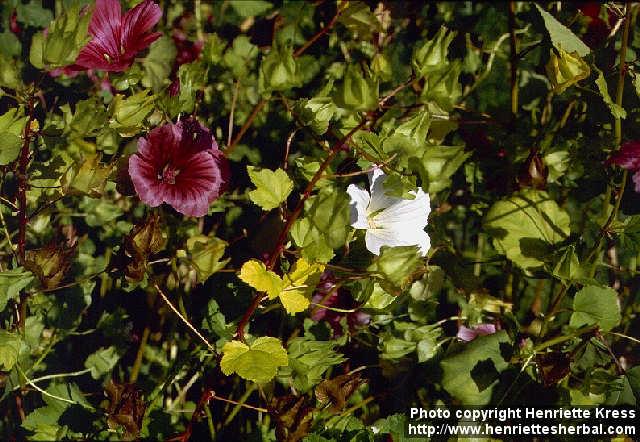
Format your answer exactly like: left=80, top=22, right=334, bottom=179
left=607, top=140, right=640, bottom=192
left=311, top=272, right=370, bottom=336
left=456, top=323, right=497, bottom=342
left=74, top=0, right=162, bottom=72
left=128, top=118, right=229, bottom=217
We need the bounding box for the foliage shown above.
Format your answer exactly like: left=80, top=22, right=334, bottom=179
left=0, top=1, right=639, bottom=441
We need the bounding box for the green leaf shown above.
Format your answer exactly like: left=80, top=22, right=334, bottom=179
left=420, top=62, right=462, bottom=111
left=484, top=189, right=570, bottom=272
left=380, top=336, right=416, bottom=359
left=291, top=186, right=351, bottom=263
left=281, top=258, right=325, bottom=314
left=0, top=53, right=21, bottom=89
left=259, top=42, right=300, bottom=92
left=626, top=365, right=640, bottom=404
left=290, top=218, right=335, bottom=263
left=0, top=32, right=21, bottom=58
left=594, top=66, right=626, bottom=119
left=223, top=36, right=258, bottom=78
left=0, top=108, right=28, bottom=135
left=0, top=267, right=34, bottom=312
left=84, top=346, right=120, bottom=379
left=337, top=1, right=381, bottom=39
left=551, top=245, right=584, bottom=282
left=545, top=47, right=591, bottom=95
left=108, top=90, right=155, bottom=136
left=229, top=0, right=273, bottom=18
left=142, top=36, right=177, bottom=92
left=0, top=330, right=22, bottom=370
left=164, top=61, right=208, bottom=117
left=570, top=286, right=621, bottom=332
left=239, top=259, right=284, bottom=299
left=247, top=166, right=294, bottom=211
left=220, top=337, right=288, bottom=383
left=280, top=337, right=345, bottom=393
left=201, top=299, right=233, bottom=342
left=62, top=154, right=113, bottom=198
left=535, top=5, right=590, bottom=56
left=29, top=3, right=92, bottom=69
left=412, top=27, right=456, bottom=77
left=440, top=330, right=511, bottom=405
left=0, top=132, right=22, bottom=165
left=334, top=65, right=379, bottom=112
left=368, top=246, right=423, bottom=295
left=612, top=216, right=640, bottom=253
left=17, top=1, right=53, bottom=28
left=295, top=97, right=337, bottom=135
left=415, top=145, right=469, bottom=193
left=187, top=235, right=229, bottom=283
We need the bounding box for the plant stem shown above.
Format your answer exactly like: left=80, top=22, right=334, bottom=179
left=16, top=96, right=36, bottom=331
left=17, top=97, right=35, bottom=264
left=235, top=118, right=369, bottom=342
left=293, top=0, right=345, bottom=57
left=508, top=1, right=518, bottom=118
left=585, top=2, right=632, bottom=276
left=614, top=2, right=632, bottom=146
left=225, top=1, right=345, bottom=156
left=130, top=326, right=150, bottom=383
left=153, top=282, right=216, bottom=354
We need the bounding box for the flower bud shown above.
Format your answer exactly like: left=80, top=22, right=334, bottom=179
left=518, top=150, right=548, bottom=189
left=545, top=48, right=590, bottom=94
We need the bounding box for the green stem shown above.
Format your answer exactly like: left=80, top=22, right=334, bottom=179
left=533, top=326, right=597, bottom=353
left=222, top=384, right=259, bottom=426
left=130, top=326, right=150, bottom=383
left=614, top=2, right=632, bottom=146
left=508, top=1, right=518, bottom=118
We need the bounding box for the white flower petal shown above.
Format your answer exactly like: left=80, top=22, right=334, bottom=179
left=365, top=226, right=430, bottom=256
left=368, top=168, right=397, bottom=213
left=374, top=188, right=430, bottom=230
left=346, top=184, right=370, bottom=229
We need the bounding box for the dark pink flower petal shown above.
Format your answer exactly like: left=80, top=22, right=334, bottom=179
left=457, top=323, right=496, bottom=342
left=633, top=171, right=640, bottom=193
left=310, top=271, right=370, bottom=335
left=608, top=140, right=640, bottom=170
left=121, top=0, right=162, bottom=54
left=75, top=0, right=161, bottom=72
left=129, top=118, right=228, bottom=217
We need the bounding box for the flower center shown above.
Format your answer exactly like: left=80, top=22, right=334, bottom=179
left=367, top=215, right=378, bottom=229
left=158, top=164, right=180, bottom=184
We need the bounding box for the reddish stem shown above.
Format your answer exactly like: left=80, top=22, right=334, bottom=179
left=17, top=99, right=35, bottom=264
left=293, top=0, right=345, bottom=58
left=16, top=97, right=36, bottom=331
left=235, top=119, right=369, bottom=342
left=166, top=388, right=215, bottom=442
left=224, top=1, right=345, bottom=156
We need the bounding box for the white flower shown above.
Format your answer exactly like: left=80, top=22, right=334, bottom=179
left=347, top=168, right=431, bottom=256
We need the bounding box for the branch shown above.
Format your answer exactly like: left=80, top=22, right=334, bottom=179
left=15, top=96, right=36, bottom=331
left=293, top=0, right=345, bottom=58
left=153, top=282, right=216, bottom=354
left=224, top=1, right=345, bottom=156
left=235, top=118, right=370, bottom=342
left=508, top=1, right=518, bottom=118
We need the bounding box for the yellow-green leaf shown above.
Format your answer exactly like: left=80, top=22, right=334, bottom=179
left=280, top=258, right=325, bottom=314
left=220, top=337, right=288, bottom=383
left=247, top=166, right=294, bottom=211
left=239, top=259, right=284, bottom=299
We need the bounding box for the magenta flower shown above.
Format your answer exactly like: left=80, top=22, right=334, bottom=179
left=311, top=272, right=370, bottom=336
left=456, top=323, right=497, bottom=342
left=73, top=0, right=162, bottom=72
left=608, top=140, right=640, bottom=192
left=128, top=118, right=229, bottom=217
